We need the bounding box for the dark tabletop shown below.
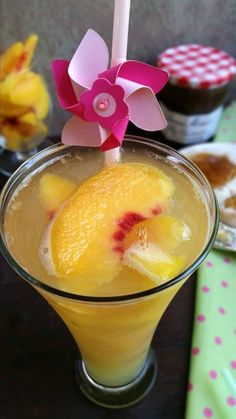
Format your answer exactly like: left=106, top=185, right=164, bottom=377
left=0, top=133, right=197, bottom=419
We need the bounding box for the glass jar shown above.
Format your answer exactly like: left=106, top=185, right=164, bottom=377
left=157, top=44, right=235, bottom=145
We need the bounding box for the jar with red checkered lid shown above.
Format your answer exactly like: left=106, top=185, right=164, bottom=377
left=157, top=44, right=236, bottom=145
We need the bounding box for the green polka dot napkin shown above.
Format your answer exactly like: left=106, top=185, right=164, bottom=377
left=185, top=102, right=236, bottom=419
left=214, top=101, right=236, bottom=143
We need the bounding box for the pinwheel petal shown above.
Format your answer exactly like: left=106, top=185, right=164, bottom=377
left=100, top=135, right=120, bottom=151
left=99, top=64, right=120, bottom=84
left=117, top=61, right=168, bottom=94
left=116, top=76, right=142, bottom=98
left=68, top=29, right=109, bottom=90
left=62, top=116, right=109, bottom=147
left=127, top=87, right=167, bottom=131
left=52, top=60, right=76, bottom=107
left=112, top=117, right=129, bottom=140
left=100, top=117, right=129, bottom=151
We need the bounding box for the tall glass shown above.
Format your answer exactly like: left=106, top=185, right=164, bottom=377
left=0, top=137, right=219, bottom=408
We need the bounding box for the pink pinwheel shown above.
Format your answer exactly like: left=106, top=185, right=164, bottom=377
left=52, top=29, right=168, bottom=151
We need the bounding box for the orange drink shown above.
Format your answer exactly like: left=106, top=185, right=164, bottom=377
left=0, top=137, right=218, bottom=407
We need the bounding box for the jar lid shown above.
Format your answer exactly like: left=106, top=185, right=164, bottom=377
left=157, top=44, right=236, bottom=89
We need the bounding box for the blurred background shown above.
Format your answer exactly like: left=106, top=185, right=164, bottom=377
left=1, top=0, right=236, bottom=136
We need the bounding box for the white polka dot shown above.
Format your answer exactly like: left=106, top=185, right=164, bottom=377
left=170, top=64, right=182, bottom=71
left=207, top=63, right=218, bottom=70
left=201, top=47, right=212, bottom=54
left=180, top=70, right=192, bottom=76
left=211, top=53, right=221, bottom=60
left=194, top=67, right=205, bottom=74
left=218, top=69, right=229, bottom=77
left=221, top=59, right=230, bottom=66
left=188, top=52, right=198, bottom=58
left=166, top=48, right=175, bottom=55
left=185, top=60, right=195, bottom=67
left=175, top=54, right=185, bottom=61
left=189, top=77, right=200, bottom=86
left=198, top=57, right=208, bottom=64
left=205, top=74, right=216, bottom=81
left=178, top=46, right=189, bottom=52
left=161, top=57, right=172, bottom=64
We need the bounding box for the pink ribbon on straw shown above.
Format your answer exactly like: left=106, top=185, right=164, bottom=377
left=52, top=29, right=168, bottom=151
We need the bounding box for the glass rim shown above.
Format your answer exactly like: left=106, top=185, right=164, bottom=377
left=0, top=136, right=219, bottom=304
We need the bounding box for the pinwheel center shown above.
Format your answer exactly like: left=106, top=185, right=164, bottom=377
left=93, top=93, right=116, bottom=117
left=98, top=99, right=109, bottom=110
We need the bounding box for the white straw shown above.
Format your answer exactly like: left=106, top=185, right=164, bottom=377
left=105, top=0, right=131, bottom=165
left=111, top=0, right=131, bottom=67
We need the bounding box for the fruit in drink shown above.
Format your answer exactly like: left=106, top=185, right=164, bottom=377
left=41, top=163, right=175, bottom=284
left=123, top=215, right=190, bottom=284
left=39, top=173, right=77, bottom=215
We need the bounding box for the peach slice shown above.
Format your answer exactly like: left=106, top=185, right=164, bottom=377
left=39, top=173, right=77, bottom=215
left=123, top=215, right=191, bottom=251
left=43, top=163, right=174, bottom=283
left=123, top=215, right=191, bottom=284
left=0, top=34, right=38, bottom=81
left=123, top=243, right=186, bottom=285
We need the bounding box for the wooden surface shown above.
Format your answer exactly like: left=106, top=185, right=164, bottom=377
left=0, top=149, right=196, bottom=418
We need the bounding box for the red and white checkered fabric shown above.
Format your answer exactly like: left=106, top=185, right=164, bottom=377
left=157, top=44, right=236, bottom=89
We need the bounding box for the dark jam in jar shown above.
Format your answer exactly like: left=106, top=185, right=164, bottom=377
left=157, top=45, right=235, bottom=145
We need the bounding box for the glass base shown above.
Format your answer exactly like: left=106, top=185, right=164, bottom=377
left=0, top=138, right=56, bottom=177
left=75, top=349, right=157, bottom=409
